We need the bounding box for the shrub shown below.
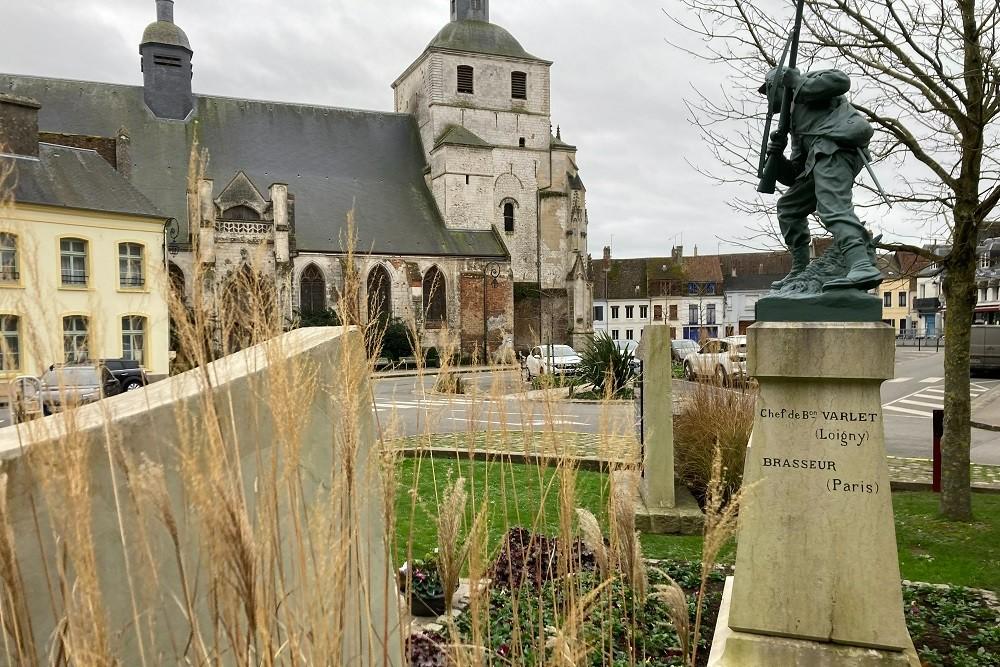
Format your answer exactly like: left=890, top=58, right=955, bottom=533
left=673, top=381, right=756, bottom=505
left=433, top=371, right=464, bottom=394
left=296, top=308, right=341, bottom=328
left=367, top=318, right=414, bottom=362
left=577, top=332, right=636, bottom=397
left=425, top=347, right=440, bottom=368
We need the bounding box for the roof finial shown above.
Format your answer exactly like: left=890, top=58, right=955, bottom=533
left=156, top=0, right=174, bottom=23
left=556, top=125, right=561, bottom=139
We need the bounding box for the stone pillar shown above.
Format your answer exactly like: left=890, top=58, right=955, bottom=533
left=709, top=322, right=918, bottom=666
left=623, top=324, right=703, bottom=535
left=270, top=183, right=290, bottom=264
left=196, top=178, right=215, bottom=265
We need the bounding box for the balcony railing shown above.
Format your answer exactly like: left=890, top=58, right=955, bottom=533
left=0, top=269, right=18, bottom=281
left=913, top=297, right=942, bottom=313
left=120, top=275, right=146, bottom=288
left=61, top=272, right=88, bottom=286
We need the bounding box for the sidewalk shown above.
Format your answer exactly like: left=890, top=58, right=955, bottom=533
left=372, top=364, right=506, bottom=379
left=972, top=383, right=1000, bottom=431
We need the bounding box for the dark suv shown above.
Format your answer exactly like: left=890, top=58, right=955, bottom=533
left=40, top=364, right=123, bottom=415
left=99, top=358, right=149, bottom=392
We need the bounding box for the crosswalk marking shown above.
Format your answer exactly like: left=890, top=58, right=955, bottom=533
left=919, top=377, right=943, bottom=383
left=885, top=377, right=911, bottom=384
left=883, top=404, right=934, bottom=417
left=897, top=398, right=944, bottom=409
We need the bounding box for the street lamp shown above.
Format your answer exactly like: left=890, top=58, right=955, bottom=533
left=483, top=261, right=503, bottom=362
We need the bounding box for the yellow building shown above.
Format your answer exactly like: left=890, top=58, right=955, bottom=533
left=879, top=255, right=916, bottom=335
left=1, top=95, right=169, bottom=384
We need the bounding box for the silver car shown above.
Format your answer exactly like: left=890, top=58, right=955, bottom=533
left=40, top=365, right=122, bottom=415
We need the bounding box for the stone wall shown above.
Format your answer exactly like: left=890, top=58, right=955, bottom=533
left=0, top=328, right=401, bottom=665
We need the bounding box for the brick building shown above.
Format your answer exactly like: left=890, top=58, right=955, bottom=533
left=0, top=0, right=593, bottom=358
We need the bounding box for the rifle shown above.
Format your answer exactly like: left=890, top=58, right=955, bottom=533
left=757, top=0, right=806, bottom=194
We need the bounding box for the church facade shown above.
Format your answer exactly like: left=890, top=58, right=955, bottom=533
left=0, top=0, right=593, bottom=358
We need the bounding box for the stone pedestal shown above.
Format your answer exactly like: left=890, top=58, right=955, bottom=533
left=631, top=325, right=704, bottom=535
left=710, top=322, right=917, bottom=664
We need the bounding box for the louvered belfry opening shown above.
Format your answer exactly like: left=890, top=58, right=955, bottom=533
left=511, top=71, right=527, bottom=100
left=457, top=65, right=474, bottom=94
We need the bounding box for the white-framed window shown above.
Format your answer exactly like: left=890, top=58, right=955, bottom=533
left=626, top=329, right=634, bottom=340
left=611, top=306, right=620, bottom=320
left=625, top=305, right=634, bottom=319
left=898, top=292, right=907, bottom=308
left=63, top=315, right=89, bottom=363
left=60, top=238, right=88, bottom=286
left=119, top=243, right=145, bottom=288
left=611, top=329, right=620, bottom=340
left=0, top=233, right=17, bottom=282
left=688, top=305, right=699, bottom=324
left=883, top=292, right=892, bottom=308
left=122, top=315, right=146, bottom=364
left=640, top=305, right=648, bottom=320
left=593, top=305, right=604, bottom=321
left=0, top=315, right=19, bottom=371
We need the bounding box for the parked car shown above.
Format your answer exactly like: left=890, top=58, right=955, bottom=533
left=613, top=339, right=642, bottom=374
left=682, top=336, right=748, bottom=385
left=671, top=339, right=699, bottom=363
left=39, top=364, right=123, bottom=415
left=99, top=358, right=149, bottom=391
left=970, top=325, right=1000, bottom=374
left=525, top=345, right=582, bottom=379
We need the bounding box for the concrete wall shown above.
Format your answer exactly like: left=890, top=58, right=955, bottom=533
left=0, top=202, right=171, bottom=378
left=0, top=327, right=401, bottom=665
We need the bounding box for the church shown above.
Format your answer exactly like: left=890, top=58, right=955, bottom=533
left=0, top=0, right=594, bottom=358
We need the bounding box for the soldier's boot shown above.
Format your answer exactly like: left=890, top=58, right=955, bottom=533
left=770, top=244, right=811, bottom=291
left=822, top=241, right=883, bottom=292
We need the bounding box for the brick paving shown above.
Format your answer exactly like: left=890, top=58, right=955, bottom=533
left=388, top=431, right=1000, bottom=491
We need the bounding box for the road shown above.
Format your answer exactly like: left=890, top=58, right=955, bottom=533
left=4, top=348, right=1000, bottom=464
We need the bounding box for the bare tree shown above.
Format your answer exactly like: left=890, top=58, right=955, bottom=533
left=667, top=0, right=1000, bottom=520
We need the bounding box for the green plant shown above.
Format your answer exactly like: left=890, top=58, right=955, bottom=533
left=399, top=556, right=446, bottom=601
left=577, top=332, right=636, bottom=397
left=370, top=318, right=414, bottom=362
left=296, top=307, right=341, bottom=328
left=673, top=381, right=756, bottom=505
left=433, top=371, right=464, bottom=394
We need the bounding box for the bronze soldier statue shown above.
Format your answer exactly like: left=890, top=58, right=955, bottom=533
left=760, top=66, right=883, bottom=292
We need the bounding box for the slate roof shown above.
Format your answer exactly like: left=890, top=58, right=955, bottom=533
left=682, top=255, right=724, bottom=283
left=427, top=20, right=545, bottom=62
left=593, top=259, right=648, bottom=300
left=434, top=124, right=491, bottom=149
left=3, top=143, right=163, bottom=219
left=0, top=74, right=506, bottom=259
left=719, top=251, right=791, bottom=278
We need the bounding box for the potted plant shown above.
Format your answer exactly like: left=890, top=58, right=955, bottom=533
left=398, top=556, right=448, bottom=617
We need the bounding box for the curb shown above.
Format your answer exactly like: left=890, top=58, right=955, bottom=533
left=372, top=366, right=517, bottom=379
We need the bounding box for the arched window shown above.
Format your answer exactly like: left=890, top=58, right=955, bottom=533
left=503, top=201, right=516, bottom=233
left=0, top=233, right=18, bottom=282
left=222, top=205, right=261, bottom=221
left=511, top=71, right=527, bottom=100
left=300, top=264, right=326, bottom=315
left=422, top=266, right=447, bottom=328
left=367, top=265, right=392, bottom=330
left=63, top=315, right=89, bottom=363
left=457, top=65, right=474, bottom=95
left=168, top=263, right=186, bottom=301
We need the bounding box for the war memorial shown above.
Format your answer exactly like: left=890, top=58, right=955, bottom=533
left=707, top=1, right=920, bottom=663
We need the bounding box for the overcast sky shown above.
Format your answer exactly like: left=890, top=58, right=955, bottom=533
left=0, top=0, right=919, bottom=258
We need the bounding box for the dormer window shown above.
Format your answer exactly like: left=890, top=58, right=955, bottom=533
left=511, top=71, right=527, bottom=100
left=457, top=65, right=474, bottom=95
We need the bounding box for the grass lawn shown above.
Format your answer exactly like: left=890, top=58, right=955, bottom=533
left=393, top=455, right=1000, bottom=591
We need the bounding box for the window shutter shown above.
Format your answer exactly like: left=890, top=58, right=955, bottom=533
left=511, top=71, right=527, bottom=100
left=457, top=65, right=474, bottom=94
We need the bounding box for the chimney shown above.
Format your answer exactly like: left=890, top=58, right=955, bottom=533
left=0, top=95, right=41, bottom=158
left=672, top=246, right=683, bottom=262
left=694, top=244, right=699, bottom=257
left=156, top=0, right=174, bottom=21
left=603, top=245, right=611, bottom=271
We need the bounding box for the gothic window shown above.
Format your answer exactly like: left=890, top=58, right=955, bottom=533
left=422, top=266, right=447, bottom=328
left=223, top=205, right=261, bottom=221
left=367, top=265, right=392, bottom=330
left=511, top=71, right=527, bottom=100
left=503, top=201, right=516, bottom=233
left=457, top=65, right=474, bottom=94
left=300, top=264, right=326, bottom=315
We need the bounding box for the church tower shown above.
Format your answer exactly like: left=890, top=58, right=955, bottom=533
left=140, top=0, right=194, bottom=120
left=451, top=0, right=489, bottom=22
left=392, top=0, right=593, bottom=349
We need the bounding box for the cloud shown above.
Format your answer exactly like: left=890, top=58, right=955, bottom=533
left=0, top=0, right=917, bottom=259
